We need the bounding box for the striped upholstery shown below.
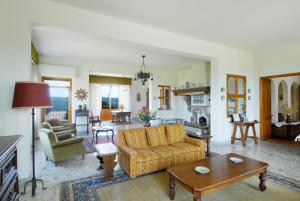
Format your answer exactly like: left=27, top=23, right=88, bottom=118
left=165, top=124, right=185, bottom=144
left=117, top=124, right=205, bottom=178
left=145, top=126, right=168, bottom=147
left=123, top=128, right=148, bottom=150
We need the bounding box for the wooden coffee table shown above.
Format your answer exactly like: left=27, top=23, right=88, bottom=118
left=167, top=153, right=269, bottom=201
left=95, top=143, right=118, bottom=180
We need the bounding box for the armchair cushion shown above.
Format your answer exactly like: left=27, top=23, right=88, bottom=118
left=52, top=137, right=84, bottom=148
left=145, top=126, right=168, bottom=147
left=124, top=128, right=148, bottom=150
left=165, top=124, right=185, bottom=144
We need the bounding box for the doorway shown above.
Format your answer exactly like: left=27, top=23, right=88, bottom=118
left=260, top=72, right=300, bottom=140
left=42, top=77, right=72, bottom=123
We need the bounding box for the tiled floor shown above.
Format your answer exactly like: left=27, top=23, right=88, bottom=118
left=20, top=122, right=300, bottom=201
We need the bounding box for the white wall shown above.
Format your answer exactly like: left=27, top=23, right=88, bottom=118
left=1, top=0, right=254, bottom=178
left=174, top=62, right=211, bottom=122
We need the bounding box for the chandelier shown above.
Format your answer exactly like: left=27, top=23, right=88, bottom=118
left=134, top=55, right=153, bottom=86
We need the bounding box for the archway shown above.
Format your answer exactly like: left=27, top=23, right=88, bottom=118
left=291, top=82, right=299, bottom=121
left=278, top=80, right=288, bottom=121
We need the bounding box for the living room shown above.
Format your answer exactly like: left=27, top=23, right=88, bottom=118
left=1, top=1, right=300, bottom=201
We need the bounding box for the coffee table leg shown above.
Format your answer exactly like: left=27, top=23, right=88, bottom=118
left=259, top=173, right=267, bottom=191
left=111, top=130, right=115, bottom=144
left=168, top=174, right=176, bottom=200
left=193, top=191, right=201, bottom=201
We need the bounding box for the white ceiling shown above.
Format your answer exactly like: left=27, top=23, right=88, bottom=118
left=50, top=0, right=300, bottom=51
left=32, top=27, right=204, bottom=69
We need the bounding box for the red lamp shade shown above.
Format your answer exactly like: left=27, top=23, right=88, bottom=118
left=12, top=82, right=52, bottom=108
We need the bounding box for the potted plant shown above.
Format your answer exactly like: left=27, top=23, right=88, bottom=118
left=283, top=104, right=294, bottom=123
left=119, top=104, right=125, bottom=112
left=138, top=107, right=157, bottom=127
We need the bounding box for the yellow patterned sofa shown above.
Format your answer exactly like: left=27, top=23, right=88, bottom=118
left=117, top=124, right=205, bottom=178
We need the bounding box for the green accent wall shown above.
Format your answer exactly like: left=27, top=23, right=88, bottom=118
left=89, top=75, right=132, bottom=85
left=31, top=43, right=39, bottom=64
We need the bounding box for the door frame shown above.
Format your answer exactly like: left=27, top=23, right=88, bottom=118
left=259, top=72, right=300, bottom=140
left=41, top=76, right=73, bottom=123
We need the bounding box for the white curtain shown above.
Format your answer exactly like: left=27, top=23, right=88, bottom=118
left=90, top=84, right=102, bottom=116
left=119, top=85, right=130, bottom=111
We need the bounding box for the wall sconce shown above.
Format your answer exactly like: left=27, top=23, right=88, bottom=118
left=221, top=87, right=226, bottom=100
left=248, top=96, right=251, bottom=100
left=248, top=89, right=251, bottom=93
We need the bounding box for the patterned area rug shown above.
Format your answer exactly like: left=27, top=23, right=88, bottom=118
left=60, top=170, right=300, bottom=201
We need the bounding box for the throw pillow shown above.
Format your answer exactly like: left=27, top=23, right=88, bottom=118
left=165, top=124, right=185, bottom=144
left=124, top=128, right=148, bottom=150
left=145, top=126, right=168, bottom=147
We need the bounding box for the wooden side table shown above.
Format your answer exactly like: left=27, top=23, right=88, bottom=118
left=95, top=143, right=118, bottom=180
left=231, top=121, right=259, bottom=147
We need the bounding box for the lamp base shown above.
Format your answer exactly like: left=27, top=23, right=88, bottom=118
left=21, top=178, right=47, bottom=197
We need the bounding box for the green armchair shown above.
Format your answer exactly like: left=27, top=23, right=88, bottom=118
left=38, top=128, right=86, bottom=164
left=46, top=119, right=77, bottom=136
left=41, top=122, right=76, bottom=141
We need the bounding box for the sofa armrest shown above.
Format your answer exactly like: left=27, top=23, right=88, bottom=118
left=52, top=137, right=84, bottom=148
left=184, top=136, right=205, bottom=147
left=118, top=146, right=137, bottom=158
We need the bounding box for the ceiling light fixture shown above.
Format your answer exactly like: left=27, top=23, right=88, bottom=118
left=134, top=55, right=153, bottom=86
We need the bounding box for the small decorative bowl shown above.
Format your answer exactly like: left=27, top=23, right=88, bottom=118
left=194, top=166, right=210, bottom=174
left=229, top=157, right=243, bottom=163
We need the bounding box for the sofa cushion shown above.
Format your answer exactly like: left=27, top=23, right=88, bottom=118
left=170, top=142, right=201, bottom=153
left=165, top=124, right=185, bottom=144
left=136, top=149, right=160, bottom=163
left=124, top=128, right=148, bottom=150
left=149, top=145, right=183, bottom=158
left=145, top=126, right=168, bottom=147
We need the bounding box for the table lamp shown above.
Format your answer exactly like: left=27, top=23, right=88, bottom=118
left=12, top=82, right=52, bottom=196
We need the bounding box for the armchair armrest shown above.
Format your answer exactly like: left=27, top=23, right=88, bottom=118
left=55, top=129, right=75, bottom=135
left=184, top=136, right=205, bottom=147
left=118, top=146, right=137, bottom=158
left=52, top=137, right=84, bottom=148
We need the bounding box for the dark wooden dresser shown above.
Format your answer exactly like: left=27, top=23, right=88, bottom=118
left=0, top=135, right=22, bottom=201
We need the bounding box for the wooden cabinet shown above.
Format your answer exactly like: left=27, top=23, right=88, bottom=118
left=0, top=135, right=22, bottom=201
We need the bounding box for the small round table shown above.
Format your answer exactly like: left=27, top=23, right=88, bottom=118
left=92, top=126, right=115, bottom=144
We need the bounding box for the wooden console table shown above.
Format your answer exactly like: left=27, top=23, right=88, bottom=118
left=231, top=121, right=259, bottom=147
left=0, top=135, right=22, bottom=201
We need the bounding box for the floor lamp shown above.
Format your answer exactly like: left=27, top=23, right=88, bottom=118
left=12, top=81, right=52, bottom=196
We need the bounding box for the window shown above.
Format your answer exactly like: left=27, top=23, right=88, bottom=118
left=226, top=74, right=246, bottom=117
left=42, top=78, right=72, bottom=122
left=158, top=85, right=171, bottom=110
left=101, top=85, right=119, bottom=109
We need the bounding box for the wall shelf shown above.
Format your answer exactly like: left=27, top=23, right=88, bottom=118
left=172, top=86, right=210, bottom=96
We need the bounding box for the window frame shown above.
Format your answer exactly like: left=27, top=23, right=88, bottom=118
left=226, top=74, right=246, bottom=117
left=41, top=76, right=72, bottom=123
left=158, top=85, right=171, bottom=110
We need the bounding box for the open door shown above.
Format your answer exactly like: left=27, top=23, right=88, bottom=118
left=260, top=78, right=272, bottom=140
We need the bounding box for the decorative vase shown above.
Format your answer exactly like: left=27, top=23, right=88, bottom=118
left=144, top=121, right=151, bottom=127
left=286, top=115, right=292, bottom=123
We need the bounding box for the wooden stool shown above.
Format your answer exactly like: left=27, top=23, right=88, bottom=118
left=231, top=121, right=259, bottom=147
left=95, top=143, right=118, bottom=180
